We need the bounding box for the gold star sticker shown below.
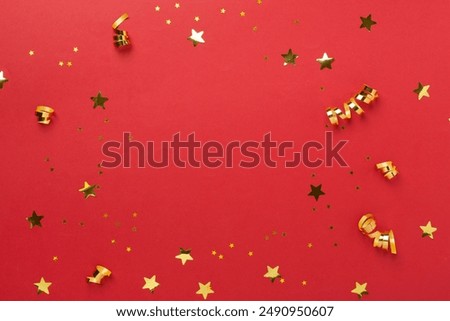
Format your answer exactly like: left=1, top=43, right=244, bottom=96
left=413, top=82, right=430, bottom=100
left=166, top=19, right=171, bottom=25
left=240, top=11, right=246, bottom=17
left=73, top=47, right=78, bottom=52
left=78, top=181, right=97, bottom=198
left=0, top=71, right=8, bottom=89
left=29, top=50, right=35, bottom=56
left=27, top=211, right=44, bottom=228
left=196, top=282, right=214, bottom=300
left=316, top=53, right=334, bottom=70
left=308, top=184, right=325, bottom=201
left=281, top=49, right=298, bottom=66
left=420, top=221, right=437, bottom=239
left=264, top=266, right=281, bottom=282
left=229, top=243, right=235, bottom=248
left=194, top=16, right=200, bottom=22
left=360, top=14, right=376, bottom=31
left=188, top=29, right=205, bottom=46
left=143, top=275, right=159, bottom=292
left=34, top=277, right=52, bottom=295
left=175, top=248, right=193, bottom=265
left=90, top=91, right=108, bottom=109
left=155, top=6, right=160, bottom=12
left=220, top=8, right=226, bottom=14
left=351, top=282, right=368, bottom=299
left=175, top=3, right=180, bottom=8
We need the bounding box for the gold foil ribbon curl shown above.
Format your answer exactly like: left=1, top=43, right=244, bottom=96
left=112, top=13, right=130, bottom=47
left=87, top=265, right=112, bottom=284
left=376, top=161, right=399, bottom=180
left=326, top=85, right=378, bottom=125
left=35, top=106, right=54, bottom=125
left=358, top=214, right=397, bottom=254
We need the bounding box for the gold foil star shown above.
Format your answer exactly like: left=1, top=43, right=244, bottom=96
left=78, top=181, right=97, bottom=198
left=34, top=277, right=52, bottom=295
left=360, top=14, right=376, bottom=31
left=264, top=266, right=281, bottom=282
left=27, top=211, right=44, bottom=228
left=281, top=49, right=298, bottom=66
left=166, top=19, right=171, bottom=25
left=175, top=3, right=180, bottom=8
left=420, top=221, right=437, bottom=239
left=257, top=0, right=263, bottom=4
left=58, top=61, right=64, bottom=67
left=301, top=280, right=307, bottom=286
left=90, top=92, right=108, bottom=109
left=0, top=71, right=8, bottom=89
left=175, top=248, right=193, bottom=265
left=194, top=16, right=200, bottom=22
left=413, top=83, right=430, bottom=100
left=220, top=8, right=226, bottom=14
left=248, top=251, right=253, bottom=256
left=188, top=29, right=205, bottom=47
left=229, top=243, right=235, bottom=248
left=155, top=6, right=160, bottom=12
left=143, top=275, right=159, bottom=292
left=308, top=184, right=325, bottom=201
left=351, top=282, right=368, bottom=299
left=240, top=11, right=246, bottom=17
left=316, top=53, right=334, bottom=70
left=73, top=47, right=78, bottom=52
left=29, top=50, right=35, bottom=56
left=196, top=282, right=214, bottom=300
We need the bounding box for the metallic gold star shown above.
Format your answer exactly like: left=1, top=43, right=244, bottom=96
left=351, top=282, right=368, bottom=299
left=188, top=29, right=205, bottom=47
left=132, top=212, right=138, bottom=218
left=360, top=14, right=376, bottom=31
left=52, top=256, right=58, bottom=262
left=240, top=11, right=246, bottom=17
left=78, top=181, right=97, bottom=198
left=27, top=211, right=44, bottom=228
left=143, top=275, right=159, bottom=292
left=66, top=61, right=72, bottom=67
left=0, top=71, right=8, bottom=89
left=175, top=3, right=180, bottom=8
left=126, top=246, right=132, bottom=252
left=264, top=266, right=281, bottom=282
left=211, top=250, right=217, bottom=256
left=413, top=82, right=430, bottom=100
left=248, top=251, right=253, bottom=256
left=420, top=221, right=437, bottom=239
left=257, top=0, right=263, bottom=4
left=194, top=16, right=200, bottom=22
left=29, top=50, right=35, bottom=56
left=229, top=243, right=235, bottom=248
left=220, top=8, right=226, bottom=14
left=281, top=49, right=298, bottom=66
left=34, top=277, right=52, bottom=295
left=175, top=248, right=193, bottom=265
left=308, top=184, right=325, bottom=201
left=279, top=278, right=285, bottom=284
left=155, top=6, right=160, bottom=12
left=90, top=91, right=108, bottom=109
left=73, top=47, right=78, bottom=52
left=316, top=53, right=334, bottom=70
left=111, top=239, right=116, bottom=244
left=301, top=280, right=307, bottom=286
left=58, top=61, right=64, bottom=67
left=196, top=282, right=214, bottom=300
left=166, top=19, right=171, bottom=25
left=218, top=254, right=224, bottom=260
left=307, top=242, right=313, bottom=248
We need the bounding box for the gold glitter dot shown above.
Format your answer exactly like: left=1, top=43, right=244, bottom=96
left=229, top=243, right=235, bottom=248
left=280, top=278, right=285, bottom=284
left=307, top=243, right=313, bottom=248
left=211, top=250, right=216, bottom=256
left=126, top=246, right=132, bottom=252
left=218, top=254, right=224, bottom=260
left=240, top=11, right=246, bottom=17
left=166, top=19, right=171, bottom=25
left=248, top=251, right=253, bottom=256
left=73, top=47, right=78, bottom=53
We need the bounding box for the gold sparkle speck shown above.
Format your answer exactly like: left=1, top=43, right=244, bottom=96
left=175, top=3, right=180, bottom=8
left=240, top=11, right=246, bottom=17
left=155, top=6, right=160, bottom=12
left=166, top=19, right=171, bottom=25
left=220, top=8, right=226, bottom=14
left=29, top=50, right=35, bottom=56
left=126, top=246, right=132, bottom=252
left=66, top=61, right=72, bottom=67
left=211, top=250, right=217, bottom=256
left=218, top=254, right=224, bottom=259
left=58, top=61, right=64, bottom=67
left=52, top=256, right=58, bottom=262
left=194, top=16, right=200, bottom=22
left=248, top=251, right=253, bottom=256
left=229, top=243, right=235, bottom=249
left=73, top=47, right=78, bottom=52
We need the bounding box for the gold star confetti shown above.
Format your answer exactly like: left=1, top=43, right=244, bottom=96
left=0, top=71, right=8, bottom=89
left=194, top=16, right=200, bottom=22
left=316, top=53, right=334, bottom=70
left=126, top=246, right=132, bottom=252
left=155, top=6, right=160, bottom=12
left=58, top=61, right=64, bottom=67
left=175, top=248, right=193, bottom=265
left=90, top=91, right=108, bottom=109
left=420, top=221, right=437, bottom=239
left=240, top=11, right=246, bottom=17
left=308, top=184, right=325, bottom=201
left=264, top=266, right=281, bottom=282
left=132, top=212, right=138, bottom=218
left=248, top=251, right=253, bottom=256
left=257, top=0, right=263, bottom=4
left=87, top=265, right=111, bottom=284
left=29, top=50, right=35, bottom=56
left=188, top=29, right=205, bottom=46
left=66, top=61, right=72, bottom=67
left=360, top=14, right=376, bottom=31
left=413, top=82, right=430, bottom=100
left=166, top=19, right=172, bottom=25
left=280, top=278, right=285, bottom=284
left=143, top=275, right=159, bottom=292
left=52, top=256, right=58, bottom=262
left=218, top=254, right=224, bottom=260
left=351, top=282, right=368, bottom=299
left=175, top=3, right=180, bottom=8
left=252, top=26, right=258, bottom=32
left=301, top=280, right=307, bottom=286
left=73, top=47, right=78, bottom=52
left=103, top=213, right=109, bottom=218
left=307, top=243, right=313, bottom=248
left=78, top=181, right=97, bottom=199
left=27, top=211, right=44, bottom=228
left=196, top=282, right=214, bottom=300
left=211, top=250, right=217, bottom=256
left=229, top=243, right=235, bottom=249
left=34, top=277, right=52, bottom=295
left=281, top=49, right=298, bottom=66
left=111, top=239, right=116, bottom=244
left=220, top=8, right=226, bottom=14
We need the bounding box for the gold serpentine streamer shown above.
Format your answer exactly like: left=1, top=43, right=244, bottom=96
left=112, top=13, right=130, bottom=47
left=87, top=265, right=112, bottom=284
left=376, top=161, right=399, bottom=180
left=358, top=214, right=397, bottom=254
left=35, top=106, right=54, bottom=125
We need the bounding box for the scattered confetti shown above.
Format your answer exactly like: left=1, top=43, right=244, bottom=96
left=196, top=282, right=214, bottom=300
left=376, top=161, right=399, bottom=180
left=35, top=106, right=54, bottom=125
left=29, top=50, right=35, bottom=56
left=112, top=13, right=131, bottom=47
left=27, top=211, right=44, bottom=228
left=73, top=47, right=78, bottom=52
left=308, top=184, right=325, bottom=201
left=220, top=8, right=226, bottom=14
left=166, top=19, right=172, bottom=25
left=240, top=11, right=246, bottom=17
left=87, top=265, right=112, bottom=284
left=143, top=275, right=159, bottom=292
left=218, top=254, right=224, bottom=260
left=175, top=3, right=180, bottom=9
left=351, top=282, right=368, bottom=298
left=155, top=6, right=160, bottom=12
left=420, top=221, right=437, bottom=239
left=413, top=82, right=430, bottom=100
left=175, top=248, right=193, bottom=265
left=34, top=277, right=52, bottom=295
left=264, top=266, right=281, bottom=282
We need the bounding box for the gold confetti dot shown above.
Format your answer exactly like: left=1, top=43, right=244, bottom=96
left=218, top=254, right=224, bottom=260
left=272, top=230, right=277, bottom=236
left=52, top=256, right=58, bottom=262
left=211, top=250, right=217, bottom=256
left=307, top=243, right=313, bottom=248
left=280, top=278, right=285, bottom=284
left=175, top=3, right=180, bottom=8
left=229, top=243, right=235, bottom=249
left=248, top=251, right=253, bottom=256
left=111, top=239, right=116, bottom=244
left=29, top=50, right=34, bottom=56
left=132, top=212, right=138, bottom=218
left=252, top=26, right=258, bottom=32
left=301, top=280, right=307, bottom=286
left=103, top=213, right=109, bottom=218
left=58, top=61, right=64, bottom=67
left=73, top=47, right=78, bottom=53
left=166, top=19, right=171, bottom=25
left=194, top=16, right=200, bottom=22
left=66, top=61, right=72, bottom=67
left=126, top=246, right=132, bottom=252
left=257, top=0, right=263, bottom=4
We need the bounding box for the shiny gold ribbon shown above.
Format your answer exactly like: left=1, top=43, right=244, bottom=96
left=87, top=265, right=112, bottom=284
left=376, top=161, right=399, bottom=180
left=35, top=106, right=54, bottom=125
left=358, top=214, right=397, bottom=254
left=112, top=13, right=130, bottom=47
left=326, top=85, right=378, bottom=125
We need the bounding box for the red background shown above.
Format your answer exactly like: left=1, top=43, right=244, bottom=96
left=1, top=0, right=449, bottom=300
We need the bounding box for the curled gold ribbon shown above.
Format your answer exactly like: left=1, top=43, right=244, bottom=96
left=35, top=106, right=54, bottom=125
left=326, top=85, right=378, bottom=125
left=358, top=214, right=397, bottom=254
left=376, top=161, right=399, bottom=180
left=87, top=265, right=112, bottom=284
left=112, top=13, right=130, bottom=47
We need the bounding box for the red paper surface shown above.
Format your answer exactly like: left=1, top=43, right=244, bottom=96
left=0, top=0, right=449, bottom=300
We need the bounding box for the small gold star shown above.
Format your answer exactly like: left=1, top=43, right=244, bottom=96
left=0, top=71, right=8, bottom=89
left=279, top=278, right=285, bottom=284
left=194, top=16, right=200, bottom=22
left=52, top=256, right=58, bottom=262
left=166, top=19, right=172, bottom=25
left=126, top=246, right=132, bottom=252
left=78, top=181, right=97, bottom=198
left=58, top=61, right=64, bottom=67
left=211, top=250, right=217, bottom=256
left=29, top=50, right=35, bottom=56
left=316, top=53, right=335, bottom=70
left=229, top=243, right=235, bottom=249
left=281, top=48, right=298, bottom=66
left=66, top=61, right=72, bottom=67
left=307, top=243, right=313, bottom=248
left=248, top=251, right=253, bottom=256
left=175, top=248, right=193, bottom=265
left=155, top=6, right=160, bottom=12
left=351, top=282, right=368, bottom=299
left=196, top=282, right=214, bottom=300
left=132, top=212, right=138, bottom=218
left=264, top=266, right=281, bottom=282
left=252, top=26, right=258, bottom=32
left=187, top=29, right=205, bottom=46
left=175, top=3, right=180, bottom=8
left=90, top=91, right=108, bottom=109
left=143, top=275, right=159, bottom=292
left=301, top=280, right=307, bottom=286
left=420, top=221, right=437, bottom=239
left=73, top=47, right=78, bottom=52
left=111, top=239, right=116, bottom=244
left=360, top=14, right=376, bottom=31
left=218, top=254, right=224, bottom=260
left=27, top=211, right=44, bottom=228
left=34, top=277, right=52, bottom=295
left=220, top=8, right=226, bottom=14
left=413, top=82, right=430, bottom=100
left=240, top=11, right=246, bottom=17
left=257, top=0, right=263, bottom=4
left=308, top=184, right=325, bottom=201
